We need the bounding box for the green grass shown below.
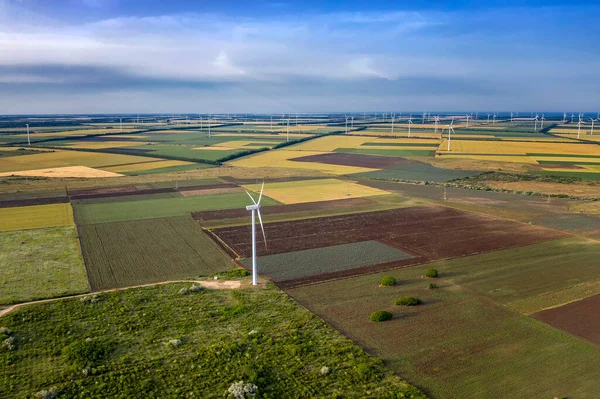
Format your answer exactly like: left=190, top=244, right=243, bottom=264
left=78, top=216, right=235, bottom=290
left=0, top=227, right=89, bottom=305
left=335, top=148, right=436, bottom=157
left=126, top=145, right=244, bottom=161
left=287, top=264, right=600, bottom=399
left=241, top=241, right=413, bottom=282
left=362, top=142, right=440, bottom=148
left=0, top=283, right=426, bottom=398
left=533, top=170, right=600, bottom=181
left=73, top=192, right=280, bottom=225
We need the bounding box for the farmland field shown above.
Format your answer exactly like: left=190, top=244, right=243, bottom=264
left=241, top=240, right=414, bottom=282
left=242, top=178, right=388, bottom=204
left=212, top=205, right=565, bottom=260
left=78, top=216, right=235, bottom=290
left=0, top=203, right=74, bottom=232
left=73, top=192, right=280, bottom=225
left=287, top=263, right=600, bottom=399
left=0, top=226, right=89, bottom=304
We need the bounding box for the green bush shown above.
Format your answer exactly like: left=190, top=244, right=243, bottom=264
left=369, top=310, right=392, bottom=322
left=380, top=276, right=397, bottom=286
left=62, top=338, right=114, bottom=367
left=428, top=283, right=438, bottom=289
left=424, top=268, right=438, bottom=278
left=394, top=296, right=421, bottom=306
left=215, top=268, right=250, bottom=279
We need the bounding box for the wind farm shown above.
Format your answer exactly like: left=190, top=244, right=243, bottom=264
left=1, top=0, right=600, bottom=398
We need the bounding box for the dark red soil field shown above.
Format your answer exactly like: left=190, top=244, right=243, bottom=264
left=193, top=197, right=373, bottom=221
left=69, top=183, right=237, bottom=200
left=532, top=294, right=600, bottom=345
left=212, top=205, right=565, bottom=260
left=290, top=153, right=413, bottom=169
left=0, top=196, right=69, bottom=208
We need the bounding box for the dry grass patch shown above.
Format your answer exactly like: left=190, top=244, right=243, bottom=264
left=0, top=166, right=122, bottom=178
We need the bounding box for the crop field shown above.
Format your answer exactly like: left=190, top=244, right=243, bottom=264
left=78, top=216, right=235, bottom=290
left=0, top=226, right=89, bottom=305
left=287, top=265, right=600, bottom=399
left=242, top=178, right=388, bottom=204
left=242, top=241, right=414, bottom=282
left=349, top=159, right=479, bottom=182
left=532, top=294, right=600, bottom=345
left=73, top=191, right=280, bottom=225
left=102, top=159, right=195, bottom=173
left=336, top=147, right=437, bottom=157
left=0, top=283, right=424, bottom=399
left=290, top=135, right=371, bottom=151
left=290, top=152, right=412, bottom=168
left=0, top=203, right=74, bottom=232
left=228, top=149, right=378, bottom=174
left=212, top=206, right=565, bottom=268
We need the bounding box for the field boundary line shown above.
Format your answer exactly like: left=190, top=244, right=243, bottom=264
left=0, top=279, right=243, bottom=319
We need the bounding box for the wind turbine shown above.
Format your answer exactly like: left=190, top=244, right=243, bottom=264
left=434, top=115, right=439, bottom=134
left=443, top=119, right=455, bottom=151
left=510, top=112, right=514, bottom=123
left=345, top=115, right=349, bottom=135
left=590, top=117, right=597, bottom=136
left=465, top=114, right=470, bottom=128
left=577, top=119, right=582, bottom=139
left=391, top=113, right=395, bottom=135
left=493, top=113, right=497, bottom=124
left=540, top=115, right=546, bottom=130
left=245, top=182, right=267, bottom=286
left=26, top=124, right=30, bottom=146
left=351, top=115, right=354, bottom=128
left=533, top=115, right=539, bottom=132
left=563, top=113, right=567, bottom=123
left=571, top=113, right=575, bottom=123
left=408, top=114, right=413, bottom=137
left=422, top=112, right=426, bottom=124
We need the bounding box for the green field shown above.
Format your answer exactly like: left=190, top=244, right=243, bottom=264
left=287, top=261, right=600, bottom=399
left=0, top=227, right=89, bottom=305
left=73, top=192, right=280, bottom=225
left=242, top=241, right=413, bottom=281
left=0, top=283, right=426, bottom=398
left=78, top=216, right=235, bottom=290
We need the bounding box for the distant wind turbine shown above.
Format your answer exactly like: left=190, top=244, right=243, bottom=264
left=391, top=113, right=395, bottom=135
left=443, top=119, right=455, bottom=151
left=487, top=113, right=491, bottom=124
left=245, top=182, right=267, bottom=286
left=345, top=115, right=349, bottom=134
left=408, top=114, right=413, bottom=138
left=577, top=119, right=582, bottom=139
left=540, top=115, right=546, bottom=130
left=590, top=117, right=597, bottom=136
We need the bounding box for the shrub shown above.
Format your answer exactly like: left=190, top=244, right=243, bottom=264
left=2, top=336, right=15, bottom=351
left=189, top=284, right=203, bottom=292
left=320, top=366, right=330, bottom=375
left=380, top=276, right=396, bottom=286
left=35, top=387, right=59, bottom=399
left=63, top=338, right=113, bottom=367
left=369, top=310, right=392, bottom=322
left=215, top=268, right=250, bottom=279
left=178, top=287, right=189, bottom=295
left=0, top=327, right=11, bottom=335
left=227, top=381, right=258, bottom=399
left=395, top=296, right=421, bottom=306
left=425, top=268, right=439, bottom=278
left=168, top=339, right=182, bottom=348
left=429, top=283, right=438, bottom=289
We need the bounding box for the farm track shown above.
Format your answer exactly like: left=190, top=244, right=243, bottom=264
left=0, top=279, right=242, bottom=319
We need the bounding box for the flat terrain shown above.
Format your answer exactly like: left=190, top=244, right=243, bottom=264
left=287, top=265, right=600, bottom=399
left=78, top=216, right=235, bottom=290
left=212, top=206, right=565, bottom=260
left=533, top=294, right=600, bottom=345
left=291, top=152, right=411, bottom=168
left=0, top=227, right=89, bottom=305
left=0, top=283, right=425, bottom=398
left=0, top=203, right=74, bottom=232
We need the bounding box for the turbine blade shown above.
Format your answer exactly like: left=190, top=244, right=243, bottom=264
left=245, top=190, right=257, bottom=205
left=258, top=180, right=264, bottom=204
left=256, top=209, right=267, bottom=250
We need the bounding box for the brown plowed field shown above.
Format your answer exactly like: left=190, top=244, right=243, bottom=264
left=212, top=205, right=565, bottom=260
left=0, top=196, right=69, bottom=208
left=290, top=152, right=412, bottom=168
left=193, top=197, right=373, bottom=221
left=70, top=183, right=237, bottom=200
left=532, top=294, right=600, bottom=345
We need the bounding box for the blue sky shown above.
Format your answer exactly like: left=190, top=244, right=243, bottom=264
left=0, top=0, right=599, bottom=114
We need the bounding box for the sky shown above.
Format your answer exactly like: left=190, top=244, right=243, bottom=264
left=0, top=0, right=599, bottom=114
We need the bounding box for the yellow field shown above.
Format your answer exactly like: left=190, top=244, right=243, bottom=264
left=555, top=133, right=600, bottom=142
left=439, top=139, right=600, bottom=156
left=63, top=141, right=150, bottom=149
left=0, top=203, right=74, bottom=232
left=214, top=133, right=311, bottom=139
left=290, top=135, right=371, bottom=151
left=351, top=130, right=441, bottom=138
left=228, top=149, right=377, bottom=174
left=0, top=166, right=122, bottom=178
left=0, top=149, right=161, bottom=173
left=103, top=160, right=194, bottom=173
left=436, top=154, right=538, bottom=164
left=209, top=140, right=280, bottom=149
left=243, top=178, right=388, bottom=204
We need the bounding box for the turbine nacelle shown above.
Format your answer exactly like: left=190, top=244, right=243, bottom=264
left=246, top=204, right=260, bottom=211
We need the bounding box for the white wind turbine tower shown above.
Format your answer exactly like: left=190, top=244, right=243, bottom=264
left=577, top=119, right=582, bottom=139
left=245, top=182, right=267, bottom=286
left=351, top=115, right=354, bottom=128
left=434, top=115, right=439, bottom=134
left=590, top=117, right=597, bottom=136
left=408, top=114, right=413, bottom=137
left=540, top=114, right=546, bottom=130
left=26, top=124, right=30, bottom=146
left=510, top=112, right=514, bottom=122
left=571, top=113, right=575, bottom=123
left=345, top=115, right=349, bottom=135
left=465, top=114, right=470, bottom=128
left=493, top=113, right=497, bottom=124
left=487, top=113, right=491, bottom=124
left=443, top=119, right=455, bottom=151
left=563, top=113, right=567, bottom=123
left=391, top=113, right=395, bottom=135
left=422, top=112, right=426, bottom=124
left=533, top=115, right=539, bottom=132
